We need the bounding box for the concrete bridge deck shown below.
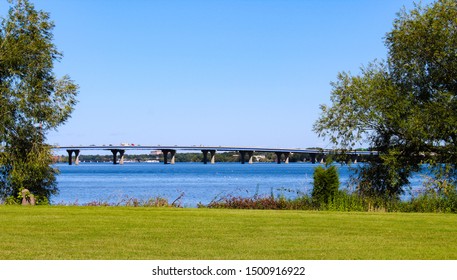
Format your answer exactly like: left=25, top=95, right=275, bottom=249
left=54, top=145, right=377, bottom=165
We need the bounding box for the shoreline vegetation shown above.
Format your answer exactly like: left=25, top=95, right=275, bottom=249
left=60, top=192, right=457, bottom=214
left=6, top=189, right=454, bottom=214
left=201, top=190, right=457, bottom=213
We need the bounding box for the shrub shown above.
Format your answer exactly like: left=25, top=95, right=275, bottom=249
left=312, top=164, right=339, bottom=206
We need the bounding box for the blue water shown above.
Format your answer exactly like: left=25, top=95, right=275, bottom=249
left=53, top=162, right=424, bottom=207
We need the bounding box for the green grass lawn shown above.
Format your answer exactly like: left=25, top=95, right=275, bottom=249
left=1, top=206, right=456, bottom=260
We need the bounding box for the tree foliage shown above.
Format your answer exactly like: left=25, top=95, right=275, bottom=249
left=0, top=0, right=78, bottom=203
left=314, top=0, right=457, bottom=199
left=312, top=164, right=339, bottom=206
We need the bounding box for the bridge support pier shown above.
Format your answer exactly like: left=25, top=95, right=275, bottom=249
left=309, top=153, right=326, bottom=164
left=239, top=151, right=254, bottom=164
left=119, top=150, right=125, bottom=164
left=275, top=152, right=282, bottom=164
left=240, top=151, right=246, bottom=164
left=66, top=149, right=80, bottom=165
left=310, top=153, right=317, bottom=164
left=210, top=150, right=216, bottom=164
left=318, top=154, right=325, bottom=164
left=248, top=151, right=254, bottom=164
left=284, top=152, right=291, bottom=164
left=275, top=152, right=291, bottom=164
left=110, top=149, right=125, bottom=165
left=162, top=149, right=176, bottom=164
left=202, top=150, right=208, bottom=164
left=202, top=150, right=216, bottom=164
left=350, top=154, right=358, bottom=164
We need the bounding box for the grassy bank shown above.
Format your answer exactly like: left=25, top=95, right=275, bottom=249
left=1, top=206, right=456, bottom=260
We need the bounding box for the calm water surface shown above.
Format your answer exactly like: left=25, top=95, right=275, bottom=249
left=53, top=162, right=424, bottom=207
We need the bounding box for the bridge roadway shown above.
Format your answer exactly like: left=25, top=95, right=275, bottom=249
left=55, top=145, right=377, bottom=165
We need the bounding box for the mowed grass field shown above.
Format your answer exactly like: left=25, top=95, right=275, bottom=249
left=1, top=206, right=457, bottom=260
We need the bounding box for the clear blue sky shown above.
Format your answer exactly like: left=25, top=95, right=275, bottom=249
left=2, top=0, right=434, bottom=149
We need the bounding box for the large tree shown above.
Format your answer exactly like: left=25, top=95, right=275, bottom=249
left=314, top=0, right=457, bottom=199
left=0, top=0, right=78, bottom=203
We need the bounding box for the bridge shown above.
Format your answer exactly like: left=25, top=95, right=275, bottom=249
left=54, top=145, right=377, bottom=165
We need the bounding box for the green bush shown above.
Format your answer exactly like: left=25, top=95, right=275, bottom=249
left=312, top=164, right=340, bottom=206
